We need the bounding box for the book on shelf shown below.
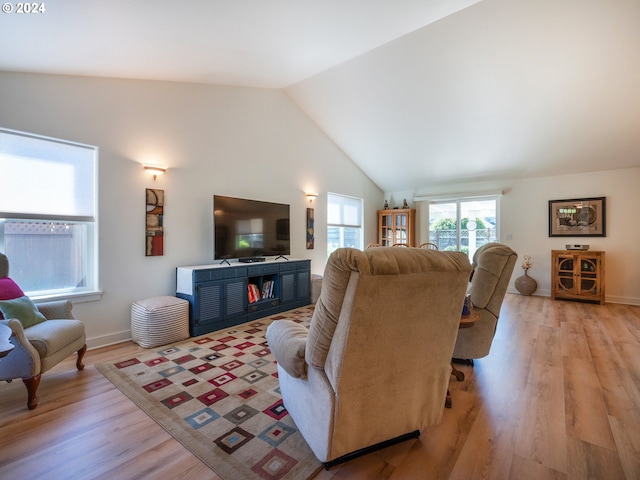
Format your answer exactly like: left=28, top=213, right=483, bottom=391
left=261, top=280, right=274, bottom=299
left=248, top=283, right=261, bottom=303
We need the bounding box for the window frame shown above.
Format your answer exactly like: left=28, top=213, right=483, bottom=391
left=327, top=192, right=364, bottom=255
left=0, top=128, right=100, bottom=303
left=426, top=194, right=501, bottom=259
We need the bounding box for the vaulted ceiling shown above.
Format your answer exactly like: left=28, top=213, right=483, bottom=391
left=1, top=0, right=639, bottom=192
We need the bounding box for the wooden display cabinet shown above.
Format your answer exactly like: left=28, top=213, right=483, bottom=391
left=378, top=208, right=415, bottom=247
left=551, top=250, right=605, bottom=304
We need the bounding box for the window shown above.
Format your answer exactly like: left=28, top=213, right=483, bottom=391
left=0, top=128, right=98, bottom=300
left=428, top=197, right=499, bottom=259
left=327, top=193, right=363, bottom=255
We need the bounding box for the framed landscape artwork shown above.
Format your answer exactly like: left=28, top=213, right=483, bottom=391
left=548, top=197, right=606, bottom=237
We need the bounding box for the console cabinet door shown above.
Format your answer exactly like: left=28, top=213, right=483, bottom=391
left=224, top=278, right=247, bottom=319
left=195, top=282, right=224, bottom=327
left=296, top=270, right=310, bottom=301
left=280, top=272, right=296, bottom=304
left=196, top=278, right=247, bottom=328
left=280, top=267, right=311, bottom=305
left=554, top=253, right=576, bottom=295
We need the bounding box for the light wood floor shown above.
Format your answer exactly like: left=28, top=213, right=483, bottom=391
left=1, top=294, right=639, bottom=479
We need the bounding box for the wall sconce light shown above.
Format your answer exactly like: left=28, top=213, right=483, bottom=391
left=305, top=192, right=318, bottom=203
left=144, top=165, right=167, bottom=181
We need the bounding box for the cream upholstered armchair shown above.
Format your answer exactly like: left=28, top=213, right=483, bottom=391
left=452, top=243, right=517, bottom=363
left=266, top=247, right=471, bottom=468
left=0, top=253, right=87, bottom=409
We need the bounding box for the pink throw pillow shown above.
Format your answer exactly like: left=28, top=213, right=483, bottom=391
left=0, top=277, right=26, bottom=318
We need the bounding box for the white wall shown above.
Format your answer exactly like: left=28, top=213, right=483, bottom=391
left=388, top=167, right=640, bottom=305
left=0, top=72, right=383, bottom=348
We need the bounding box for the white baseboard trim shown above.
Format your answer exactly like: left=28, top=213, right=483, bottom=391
left=87, top=330, right=131, bottom=350
left=507, top=289, right=640, bottom=306
left=604, top=295, right=640, bottom=306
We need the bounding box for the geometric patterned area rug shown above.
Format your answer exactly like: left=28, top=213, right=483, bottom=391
left=96, top=305, right=322, bottom=480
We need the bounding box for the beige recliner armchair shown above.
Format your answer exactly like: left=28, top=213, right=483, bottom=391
left=0, top=253, right=87, bottom=409
left=452, top=243, right=517, bottom=363
left=266, top=247, right=471, bottom=468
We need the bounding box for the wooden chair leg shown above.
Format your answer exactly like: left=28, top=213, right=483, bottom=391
left=76, top=344, right=87, bottom=371
left=23, top=374, right=41, bottom=410
left=451, top=362, right=465, bottom=382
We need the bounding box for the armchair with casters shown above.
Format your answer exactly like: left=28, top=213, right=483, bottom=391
left=0, top=253, right=87, bottom=410
left=266, top=247, right=471, bottom=468
left=452, top=243, right=517, bottom=363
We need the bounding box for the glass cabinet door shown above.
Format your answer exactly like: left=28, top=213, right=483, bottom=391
left=393, top=213, right=408, bottom=244
left=380, top=213, right=393, bottom=246
left=556, top=256, right=575, bottom=293
left=578, top=257, right=598, bottom=294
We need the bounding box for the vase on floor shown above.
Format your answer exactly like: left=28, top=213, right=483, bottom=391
left=515, top=270, right=537, bottom=296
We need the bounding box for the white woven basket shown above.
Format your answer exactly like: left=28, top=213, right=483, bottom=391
left=131, top=296, right=189, bottom=348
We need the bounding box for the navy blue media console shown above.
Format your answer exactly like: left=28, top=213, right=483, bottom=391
left=176, top=258, right=311, bottom=336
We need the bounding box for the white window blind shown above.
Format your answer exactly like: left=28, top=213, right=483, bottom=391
left=0, top=128, right=97, bottom=221
left=327, top=193, right=363, bottom=255
left=328, top=193, right=362, bottom=227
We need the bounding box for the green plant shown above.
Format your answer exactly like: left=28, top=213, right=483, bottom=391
left=432, top=217, right=486, bottom=230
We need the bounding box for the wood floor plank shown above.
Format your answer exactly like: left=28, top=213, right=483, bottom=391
left=563, top=356, right=616, bottom=450
left=617, top=304, right=640, bottom=344
left=97, top=438, right=218, bottom=480
left=609, top=415, right=640, bottom=480
left=559, top=320, right=592, bottom=360
left=582, top=315, right=640, bottom=423
left=447, top=404, right=515, bottom=479
left=532, top=324, right=562, bottom=367
left=513, top=361, right=567, bottom=473
left=508, top=453, right=567, bottom=480
left=394, top=390, right=479, bottom=480
left=567, top=436, right=626, bottom=479
left=1, top=294, right=639, bottom=479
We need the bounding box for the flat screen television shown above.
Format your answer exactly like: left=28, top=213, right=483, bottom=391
left=213, top=195, right=290, bottom=260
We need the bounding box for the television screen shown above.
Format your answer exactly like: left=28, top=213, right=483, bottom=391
left=213, top=195, right=290, bottom=260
